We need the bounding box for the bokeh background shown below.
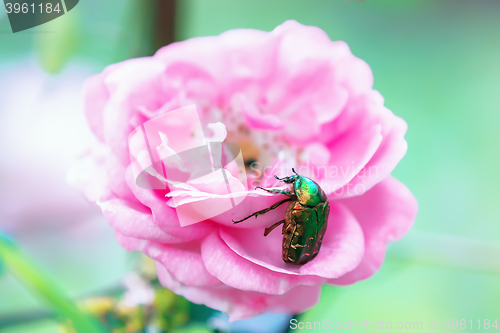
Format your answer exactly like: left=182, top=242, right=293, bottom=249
left=1, top=0, right=499, bottom=332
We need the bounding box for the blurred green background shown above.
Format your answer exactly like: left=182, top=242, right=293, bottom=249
left=1, top=0, right=499, bottom=332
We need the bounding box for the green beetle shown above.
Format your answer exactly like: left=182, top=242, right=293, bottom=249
left=233, top=168, right=330, bottom=265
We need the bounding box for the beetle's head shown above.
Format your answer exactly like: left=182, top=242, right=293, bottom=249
left=274, top=168, right=300, bottom=184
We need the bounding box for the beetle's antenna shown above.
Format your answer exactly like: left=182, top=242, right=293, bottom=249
left=274, top=175, right=283, bottom=180
left=292, top=168, right=298, bottom=175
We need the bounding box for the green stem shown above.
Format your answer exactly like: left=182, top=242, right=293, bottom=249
left=0, top=232, right=107, bottom=332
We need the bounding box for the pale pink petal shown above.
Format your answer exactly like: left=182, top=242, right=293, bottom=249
left=201, top=231, right=321, bottom=294
left=114, top=231, right=148, bottom=251
left=326, top=91, right=409, bottom=198
left=98, top=197, right=184, bottom=243
left=220, top=202, right=365, bottom=279
left=155, top=261, right=322, bottom=321
left=318, top=93, right=385, bottom=194
left=142, top=242, right=222, bottom=286
left=335, top=112, right=408, bottom=197
left=335, top=50, right=374, bottom=96
left=161, top=61, right=220, bottom=105
left=241, top=99, right=285, bottom=130
left=331, top=176, right=418, bottom=285
left=124, top=167, right=214, bottom=241
left=101, top=58, right=168, bottom=165
left=212, top=191, right=291, bottom=228
left=298, top=143, right=331, bottom=168
left=82, top=63, right=122, bottom=142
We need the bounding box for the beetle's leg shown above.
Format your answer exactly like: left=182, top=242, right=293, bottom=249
left=232, top=198, right=291, bottom=224
left=256, top=187, right=295, bottom=197
left=264, top=220, right=285, bottom=236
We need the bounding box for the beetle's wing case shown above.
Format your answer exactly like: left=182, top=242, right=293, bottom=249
left=282, top=201, right=297, bottom=263
left=282, top=201, right=321, bottom=265
left=312, top=200, right=330, bottom=257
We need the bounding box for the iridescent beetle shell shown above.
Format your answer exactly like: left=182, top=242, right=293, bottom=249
left=233, top=168, right=330, bottom=265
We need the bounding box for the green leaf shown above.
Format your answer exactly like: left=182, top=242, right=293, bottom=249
left=0, top=232, right=107, bottom=333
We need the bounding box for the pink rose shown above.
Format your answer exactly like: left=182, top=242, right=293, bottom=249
left=77, top=20, right=418, bottom=320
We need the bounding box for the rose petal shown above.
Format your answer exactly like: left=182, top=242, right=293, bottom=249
left=241, top=98, right=285, bottom=130
left=318, top=94, right=385, bottom=194
left=326, top=91, right=408, bottom=198
left=82, top=63, right=123, bottom=142
left=142, top=241, right=222, bottom=286
left=220, top=202, right=365, bottom=279
left=99, top=197, right=184, bottom=243
left=100, top=58, right=167, bottom=165
left=331, top=176, right=418, bottom=285
left=201, top=231, right=321, bottom=294
left=155, top=260, right=322, bottom=321
left=213, top=191, right=291, bottom=228
left=335, top=112, right=408, bottom=197
left=124, top=167, right=214, bottom=241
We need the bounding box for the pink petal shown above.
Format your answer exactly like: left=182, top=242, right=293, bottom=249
left=161, top=61, right=219, bottom=104
left=155, top=261, right=322, bottom=321
left=124, top=167, right=214, bottom=241
left=241, top=98, right=285, bottom=130
left=213, top=191, right=291, bottom=228
left=101, top=58, right=167, bottom=165
left=318, top=93, right=385, bottom=194
left=154, top=28, right=274, bottom=103
left=82, top=63, right=122, bottom=142
left=335, top=49, right=374, bottom=96
left=298, top=143, right=331, bottom=168
left=257, top=157, right=288, bottom=188
left=114, top=231, right=148, bottom=251
left=335, top=112, right=408, bottom=197
left=298, top=203, right=365, bottom=277
left=99, top=197, right=184, bottom=243
left=220, top=202, right=365, bottom=279
left=142, top=241, right=222, bottom=286
left=201, top=231, right=321, bottom=294
left=326, top=92, right=409, bottom=198
left=331, top=176, right=418, bottom=285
